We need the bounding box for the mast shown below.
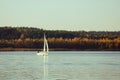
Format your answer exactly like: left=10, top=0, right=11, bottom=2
left=43, top=33, right=49, bottom=52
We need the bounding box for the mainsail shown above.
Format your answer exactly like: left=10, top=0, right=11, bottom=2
left=37, top=33, right=49, bottom=56
left=43, top=34, right=49, bottom=52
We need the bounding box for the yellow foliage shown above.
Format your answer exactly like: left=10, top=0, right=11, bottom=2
left=20, top=34, right=24, bottom=39
left=81, top=38, right=89, bottom=42
left=65, top=38, right=71, bottom=43
left=56, top=37, right=64, bottom=42
left=48, top=38, right=55, bottom=42
left=114, top=38, right=120, bottom=43
left=72, top=37, right=80, bottom=43
left=16, top=39, right=22, bottom=43
left=25, top=38, right=31, bottom=42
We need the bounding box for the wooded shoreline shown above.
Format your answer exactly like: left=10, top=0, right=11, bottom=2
left=0, top=48, right=119, bottom=51
left=0, top=27, right=120, bottom=51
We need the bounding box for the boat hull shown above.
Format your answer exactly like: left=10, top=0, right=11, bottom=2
left=37, top=51, right=48, bottom=56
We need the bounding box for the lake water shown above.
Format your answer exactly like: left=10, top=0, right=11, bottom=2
left=0, top=51, right=120, bottom=80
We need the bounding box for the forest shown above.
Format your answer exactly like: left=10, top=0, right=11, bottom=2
left=0, top=26, right=120, bottom=51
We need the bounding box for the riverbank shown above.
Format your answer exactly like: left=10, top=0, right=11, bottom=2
left=0, top=48, right=120, bottom=51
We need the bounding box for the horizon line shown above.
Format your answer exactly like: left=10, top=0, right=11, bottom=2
left=0, top=26, right=120, bottom=32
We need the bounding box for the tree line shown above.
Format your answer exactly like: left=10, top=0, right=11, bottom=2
left=0, top=26, right=120, bottom=50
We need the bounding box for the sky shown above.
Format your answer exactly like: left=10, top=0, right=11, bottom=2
left=0, top=0, right=120, bottom=31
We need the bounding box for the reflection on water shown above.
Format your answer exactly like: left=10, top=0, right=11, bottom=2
left=43, top=56, right=48, bottom=80
left=0, top=51, right=120, bottom=80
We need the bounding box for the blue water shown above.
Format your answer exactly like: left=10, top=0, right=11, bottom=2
left=0, top=51, right=120, bottom=80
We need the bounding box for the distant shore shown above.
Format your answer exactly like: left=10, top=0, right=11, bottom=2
left=0, top=27, right=120, bottom=51
left=0, top=48, right=120, bottom=51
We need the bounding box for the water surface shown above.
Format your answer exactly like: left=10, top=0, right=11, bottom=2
left=0, top=51, right=120, bottom=80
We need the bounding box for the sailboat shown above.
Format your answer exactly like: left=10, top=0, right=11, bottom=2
left=37, top=33, right=49, bottom=56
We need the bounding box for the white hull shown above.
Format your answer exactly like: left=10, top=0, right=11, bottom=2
left=37, top=51, right=48, bottom=56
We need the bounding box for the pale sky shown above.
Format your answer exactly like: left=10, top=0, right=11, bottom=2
left=0, top=0, right=120, bottom=31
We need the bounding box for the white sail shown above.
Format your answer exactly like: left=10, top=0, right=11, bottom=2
left=44, top=34, right=49, bottom=52
left=37, top=33, right=49, bottom=56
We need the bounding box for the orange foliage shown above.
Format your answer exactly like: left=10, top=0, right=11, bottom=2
left=56, top=37, right=64, bottom=42
left=16, top=39, right=22, bottom=43
left=72, top=37, right=80, bottom=43
left=25, top=38, right=31, bottom=42
left=48, top=38, right=55, bottom=43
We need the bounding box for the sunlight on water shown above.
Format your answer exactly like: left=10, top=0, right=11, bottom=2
left=0, top=51, right=120, bottom=80
left=43, top=56, right=48, bottom=80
